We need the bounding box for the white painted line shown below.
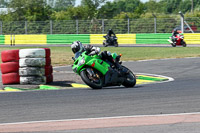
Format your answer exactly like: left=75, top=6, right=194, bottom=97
left=53, top=65, right=71, bottom=69
left=53, top=71, right=74, bottom=74
left=134, top=57, right=200, bottom=62
left=1, top=112, right=200, bottom=126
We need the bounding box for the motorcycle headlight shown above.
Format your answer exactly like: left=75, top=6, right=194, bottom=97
left=78, top=57, right=85, bottom=66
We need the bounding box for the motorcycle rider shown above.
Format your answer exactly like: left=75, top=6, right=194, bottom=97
left=107, top=29, right=115, bottom=37
left=71, top=41, right=117, bottom=67
left=106, top=29, right=116, bottom=43
left=172, top=29, right=180, bottom=44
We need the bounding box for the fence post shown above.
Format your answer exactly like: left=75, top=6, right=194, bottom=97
left=0, top=21, right=2, bottom=34
left=50, top=20, right=53, bottom=34
left=25, top=21, right=27, bottom=34
left=13, top=34, right=15, bottom=46
left=127, top=18, right=130, bottom=34
left=76, top=19, right=79, bottom=34
left=152, top=14, right=157, bottom=33
left=102, top=19, right=104, bottom=34
left=179, top=11, right=184, bottom=34
left=154, top=17, right=157, bottom=33
left=10, top=34, right=12, bottom=46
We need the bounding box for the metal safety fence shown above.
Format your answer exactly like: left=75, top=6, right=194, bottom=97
left=0, top=17, right=199, bottom=35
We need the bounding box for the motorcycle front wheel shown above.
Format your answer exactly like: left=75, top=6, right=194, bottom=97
left=171, top=43, right=176, bottom=47
left=80, top=68, right=103, bottom=89
left=103, top=43, right=107, bottom=47
left=103, top=40, right=108, bottom=47
left=114, top=41, right=118, bottom=47
left=121, top=66, right=136, bottom=88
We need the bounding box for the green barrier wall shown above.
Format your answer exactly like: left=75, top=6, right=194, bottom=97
left=0, top=35, right=4, bottom=45
left=136, top=33, right=171, bottom=44
left=1, top=33, right=199, bottom=45
left=47, top=34, right=90, bottom=44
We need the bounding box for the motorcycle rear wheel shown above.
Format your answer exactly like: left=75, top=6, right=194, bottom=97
left=80, top=68, right=103, bottom=89
left=121, top=66, right=136, bottom=88
left=182, top=41, right=187, bottom=47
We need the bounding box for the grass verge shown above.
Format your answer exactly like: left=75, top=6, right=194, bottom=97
left=0, top=46, right=200, bottom=66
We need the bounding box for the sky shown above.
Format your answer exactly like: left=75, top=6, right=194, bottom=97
left=75, top=0, right=149, bottom=6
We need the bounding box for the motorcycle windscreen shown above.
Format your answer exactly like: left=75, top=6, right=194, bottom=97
left=75, top=52, right=82, bottom=59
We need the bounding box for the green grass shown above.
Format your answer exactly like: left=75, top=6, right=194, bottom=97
left=1, top=46, right=200, bottom=66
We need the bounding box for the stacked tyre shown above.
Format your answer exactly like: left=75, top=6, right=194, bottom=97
left=1, top=48, right=53, bottom=85
left=1, top=50, right=20, bottom=84
left=19, top=48, right=53, bottom=84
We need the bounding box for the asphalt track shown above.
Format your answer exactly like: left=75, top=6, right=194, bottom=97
left=0, top=56, right=200, bottom=132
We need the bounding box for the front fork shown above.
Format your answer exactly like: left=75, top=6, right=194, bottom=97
left=86, top=68, right=96, bottom=78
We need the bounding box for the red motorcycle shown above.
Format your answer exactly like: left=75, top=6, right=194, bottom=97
left=168, top=34, right=187, bottom=47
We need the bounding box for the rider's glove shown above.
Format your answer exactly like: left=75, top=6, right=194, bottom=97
left=85, top=45, right=93, bottom=53
left=91, top=47, right=101, bottom=54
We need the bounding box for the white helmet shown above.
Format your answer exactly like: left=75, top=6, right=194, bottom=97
left=71, top=41, right=83, bottom=54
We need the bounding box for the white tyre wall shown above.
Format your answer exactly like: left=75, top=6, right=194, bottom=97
left=19, top=49, right=46, bottom=58
left=19, top=67, right=45, bottom=76
left=19, top=58, right=46, bottom=67
left=20, top=76, right=46, bottom=85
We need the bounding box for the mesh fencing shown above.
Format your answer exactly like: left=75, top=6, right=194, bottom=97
left=184, top=17, right=200, bottom=33
left=0, top=17, right=198, bottom=34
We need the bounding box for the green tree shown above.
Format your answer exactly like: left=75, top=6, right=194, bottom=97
left=54, top=0, right=75, bottom=11
left=80, top=0, right=107, bottom=19
left=0, top=0, right=9, bottom=8
left=193, top=0, right=200, bottom=11
left=98, top=0, right=142, bottom=19
left=178, top=0, right=191, bottom=13
left=47, top=0, right=55, bottom=7
left=145, top=0, right=159, bottom=13
left=81, top=0, right=106, bottom=9
left=6, top=0, right=52, bottom=21
left=134, top=3, right=145, bottom=15
left=97, top=2, right=118, bottom=19
left=159, top=0, right=182, bottom=14
left=51, top=6, right=95, bottom=20
left=124, top=0, right=141, bottom=12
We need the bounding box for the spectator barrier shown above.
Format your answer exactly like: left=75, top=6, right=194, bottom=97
left=0, top=34, right=200, bottom=45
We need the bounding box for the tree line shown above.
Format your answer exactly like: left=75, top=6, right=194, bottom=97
left=0, top=0, right=200, bottom=22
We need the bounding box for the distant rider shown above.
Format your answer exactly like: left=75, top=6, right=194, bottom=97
left=172, top=29, right=180, bottom=44
left=71, top=41, right=116, bottom=66
left=106, top=29, right=116, bottom=43
left=107, top=29, right=115, bottom=37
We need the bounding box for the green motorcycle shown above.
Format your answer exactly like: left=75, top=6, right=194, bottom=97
left=72, top=51, right=136, bottom=89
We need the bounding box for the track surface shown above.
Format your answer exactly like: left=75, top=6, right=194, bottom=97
left=0, top=58, right=200, bottom=132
